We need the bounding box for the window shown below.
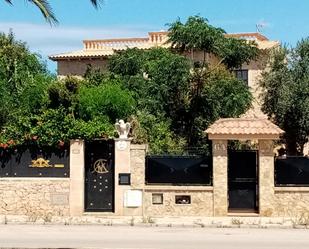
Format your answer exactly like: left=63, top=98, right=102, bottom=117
left=234, top=69, right=248, bottom=85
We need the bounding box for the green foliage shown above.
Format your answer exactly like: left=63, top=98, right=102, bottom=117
left=202, top=67, right=252, bottom=119
left=109, top=46, right=252, bottom=152
left=0, top=31, right=46, bottom=96
left=0, top=79, right=12, bottom=127
left=0, top=112, right=34, bottom=146
left=31, top=108, right=73, bottom=146
left=130, top=111, right=186, bottom=154
left=78, top=82, right=136, bottom=122
left=0, top=17, right=255, bottom=153
left=185, top=66, right=252, bottom=146
left=19, top=74, right=51, bottom=114
left=168, top=16, right=225, bottom=56
left=48, top=77, right=80, bottom=111
left=109, top=48, right=146, bottom=76
left=142, top=48, right=191, bottom=116
left=0, top=32, right=136, bottom=148
left=168, top=15, right=259, bottom=69
left=260, top=39, right=309, bottom=155
left=68, top=118, right=115, bottom=140
left=220, top=37, right=259, bottom=69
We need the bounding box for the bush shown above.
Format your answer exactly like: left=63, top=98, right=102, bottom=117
left=78, top=82, right=136, bottom=122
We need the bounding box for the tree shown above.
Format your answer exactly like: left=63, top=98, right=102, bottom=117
left=167, top=15, right=259, bottom=69
left=186, top=66, right=252, bottom=146
left=109, top=47, right=191, bottom=119
left=0, top=16, right=255, bottom=154
left=167, top=16, right=225, bottom=63
left=0, top=32, right=135, bottom=148
left=0, top=31, right=49, bottom=127
left=78, top=81, right=136, bottom=122
left=108, top=46, right=252, bottom=152
left=3, top=0, right=103, bottom=25
left=260, top=39, right=309, bottom=155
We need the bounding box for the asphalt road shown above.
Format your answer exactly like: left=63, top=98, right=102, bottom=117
left=0, top=225, right=308, bottom=249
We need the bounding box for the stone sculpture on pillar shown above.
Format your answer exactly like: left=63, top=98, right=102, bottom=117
left=115, top=119, right=131, bottom=139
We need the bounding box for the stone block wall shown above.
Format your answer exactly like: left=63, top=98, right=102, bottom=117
left=0, top=178, right=70, bottom=217
left=273, top=188, right=309, bottom=217
left=144, top=187, right=213, bottom=217
left=130, top=144, right=147, bottom=189
left=128, top=144, right=214, bottom=217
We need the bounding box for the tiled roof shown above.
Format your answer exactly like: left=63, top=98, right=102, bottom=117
left=49, top=31, right=279, bottom=60
left=205, top=116, right=284, bottom=140
left=49, top=49, right=114, bottom=59
left=225, top=32, right=269, bottom=41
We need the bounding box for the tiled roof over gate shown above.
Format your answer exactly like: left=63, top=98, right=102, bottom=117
left=206, top=117, right=284, bottom=140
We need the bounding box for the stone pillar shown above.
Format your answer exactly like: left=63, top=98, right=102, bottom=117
left=114, top=138, right=132, bottom=215
left=258, top=140, right=275, bottom=216
left=212, top=140, right=228, bottom=216
left=130, top=144, right=147, bottom=188
left=69, top=139, right=85, bottom=216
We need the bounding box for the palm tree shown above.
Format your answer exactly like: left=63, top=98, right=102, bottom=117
left=4, top=0, right=103, bottom=25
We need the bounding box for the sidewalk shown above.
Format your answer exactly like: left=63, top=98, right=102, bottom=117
left=0, top=214, right=308, bottom=229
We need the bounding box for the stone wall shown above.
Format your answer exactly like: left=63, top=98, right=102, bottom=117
left=130, top=144, right=147, bottom=189
left=212, top=140, right=228, bottom=216
left=0, top=178, right=70, bottom=217
left=127, top=144, right=215, bottom=217
left=273, top=188, right=309, bottom=217
left=144, top=187, right=213, bottom=217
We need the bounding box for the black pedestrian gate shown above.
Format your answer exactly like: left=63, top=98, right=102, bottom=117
left=228, top=150, right=258, bottom=212
left=84, top=140, right=114, bottom=212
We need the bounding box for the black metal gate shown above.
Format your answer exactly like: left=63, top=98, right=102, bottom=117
left=85, top=140, right=114, bottom=212
left=228, top=150, right=258, bottom=212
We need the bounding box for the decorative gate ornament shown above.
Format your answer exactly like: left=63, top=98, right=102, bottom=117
left=30, top=158, right=52, bottom=168
left=92, top=159, right=109, bottom=174
left=29, top=157, right=65, bottom=168
left=115, top=119, right=131, bottom=139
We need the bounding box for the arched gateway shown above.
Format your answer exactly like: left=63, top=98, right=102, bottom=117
left=205, top=114, right=284, bottom=216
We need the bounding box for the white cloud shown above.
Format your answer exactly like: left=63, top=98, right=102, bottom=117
left=0, top=22, right=156, bottom=72
left=0, top=22, right=154, bottom=56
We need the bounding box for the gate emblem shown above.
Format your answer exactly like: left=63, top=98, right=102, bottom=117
left=92, top=159, right=109, bottom=174
left=30, top=158, right=52, bottom=168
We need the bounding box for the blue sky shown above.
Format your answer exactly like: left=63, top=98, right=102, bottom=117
left=0, top=0, right=308, bottom=73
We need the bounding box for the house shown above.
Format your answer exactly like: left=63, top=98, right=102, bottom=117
left=49, top=31, right=279, bottom=102
left=0, top=32, right=308, bottom=221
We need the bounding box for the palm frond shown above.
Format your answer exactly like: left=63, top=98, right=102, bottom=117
left=4, top=0, right=103, bottom=25
left=28, top=0, right=58, bottom=25
left=89, top=0, right=103, bottom=9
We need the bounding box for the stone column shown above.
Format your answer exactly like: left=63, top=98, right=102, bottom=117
left=130, top=144, right=147, bottom=188
left=258, top=140, right=275, bottom=216
left=114, top=138, right=132, bottom=215
left=212, top=140, right=228, bottom=216
left=69, top=139, right=85, bottom=216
